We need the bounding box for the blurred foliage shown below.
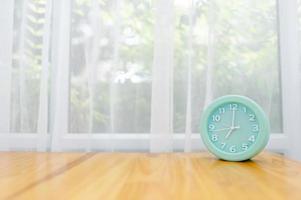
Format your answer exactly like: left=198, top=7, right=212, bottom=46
left=11, top=0, right=47, bottom=132
left=12, top=0, right=282, bottom=133
left=173, top=0, right=282, bottom=133
left=70, top=0, right=153, bottom=133
left=70, top=0, right=282, bottom=133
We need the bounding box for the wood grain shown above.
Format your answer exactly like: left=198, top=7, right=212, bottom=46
left=0, top=152, right=301, bottom=200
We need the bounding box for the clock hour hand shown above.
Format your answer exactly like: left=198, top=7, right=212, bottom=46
left=225, top=128, right=233, bottom=139
left=225, top=126, right=240, bottom=139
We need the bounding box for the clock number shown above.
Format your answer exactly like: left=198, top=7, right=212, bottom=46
left=242, top=107, right=247, bottom=113
left=248, top=135, right=256, bottom=142
left=219, top=107, right=225, bottom=114
left=209, top=124, right=215, bottom=131
left=212, top=134, right=218, bottom=141
left=212, top=115, right=221, bottom=122
left=221, top=142, right=226, bottom=149
left=242, top=143, right=248, bottom=151
left=230, top=104, right=238, bottom=111
left=249, top=114, right=255, bottom=122
left=229, top=145, right=236, bottom=153
left=252, top=124, right=259, bottom=132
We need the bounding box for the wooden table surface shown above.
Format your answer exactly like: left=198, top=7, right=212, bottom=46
left=1, top=152, right=301, bottom=200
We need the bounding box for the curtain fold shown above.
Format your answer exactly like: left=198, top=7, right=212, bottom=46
left=51, top=0, right=71, bottom=151
left=184, top=0, right=194, bottom=153
left=0, top=1, right=14, bottom=136
left=150, top=0, right=174, bottom=152
left=37, top=0, right=52, bottom=151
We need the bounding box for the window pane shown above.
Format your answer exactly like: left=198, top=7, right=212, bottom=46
left=69, top=0, right=153, bottom=133
left=174, top=0, right=282, bottom=133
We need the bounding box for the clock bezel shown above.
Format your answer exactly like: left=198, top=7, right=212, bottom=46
left=200, top=95, right=270, bottom=161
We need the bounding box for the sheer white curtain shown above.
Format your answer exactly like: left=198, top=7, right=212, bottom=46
left=0, top=0, right=282, bottom=152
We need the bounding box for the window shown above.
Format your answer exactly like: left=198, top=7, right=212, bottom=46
left=1, top=0, right=298, bottom=155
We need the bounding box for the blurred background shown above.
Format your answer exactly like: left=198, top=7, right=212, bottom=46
left=0, top=0, right=300, bottom=160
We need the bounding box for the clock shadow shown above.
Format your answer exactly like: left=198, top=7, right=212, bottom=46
left=208, top=156, right=265, bottom=167
left=202, top=155, right=278, bottom=191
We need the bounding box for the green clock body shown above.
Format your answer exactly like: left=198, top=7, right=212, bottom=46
left=200, top=95, right=270, bottom=161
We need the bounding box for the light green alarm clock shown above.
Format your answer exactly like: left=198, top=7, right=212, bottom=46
left=200, top=95, right=270, bottom=161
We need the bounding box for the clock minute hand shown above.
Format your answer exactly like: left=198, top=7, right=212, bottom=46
left=231, top=109, right=235, bottom=127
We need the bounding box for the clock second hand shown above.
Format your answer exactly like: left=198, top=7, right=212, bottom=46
left=212, top=126, right=240, bottom=133
left=212, top=127, right=232, bottom=132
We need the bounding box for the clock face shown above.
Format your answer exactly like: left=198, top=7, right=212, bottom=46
left=200, top=95, right=270, bottom=161
left=208, top=102, right=258, bottom=154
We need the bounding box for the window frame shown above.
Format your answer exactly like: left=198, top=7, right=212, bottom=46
left=277, top=0, right=301, bottom=159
